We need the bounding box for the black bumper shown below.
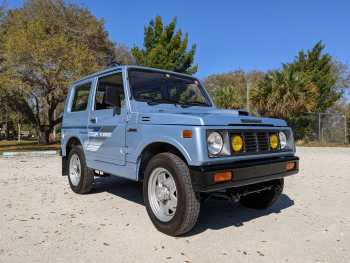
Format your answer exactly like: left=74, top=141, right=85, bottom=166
left=189, top=156, right=299, bottom=192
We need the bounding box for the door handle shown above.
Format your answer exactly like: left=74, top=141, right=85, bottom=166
left=90, top=117, right=97, bottom=123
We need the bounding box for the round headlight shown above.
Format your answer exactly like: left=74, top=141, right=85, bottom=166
left=231, top=135, right=243, bottom=153
left=279, top=131, right=287, bottom=149
left=270, top=134, right=279, bottom=150
left=207, top=132, right=223, bottom=155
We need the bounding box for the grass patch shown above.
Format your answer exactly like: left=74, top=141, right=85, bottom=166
left=0, top=140, right=60, bottom=153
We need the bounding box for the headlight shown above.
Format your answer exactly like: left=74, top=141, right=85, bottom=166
left=207, top=132, right=224, bottom=155
left=279, top=131, right=287, bottom=149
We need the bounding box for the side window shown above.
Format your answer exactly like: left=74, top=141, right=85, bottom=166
left=71, top=82, right=91, bottom=112
left=95, top=72, right=125, bottom=111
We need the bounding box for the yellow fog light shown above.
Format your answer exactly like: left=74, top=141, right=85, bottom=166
left=231, top=135, right=243, bottom=153
left=270, top=134, right=279, bottom=150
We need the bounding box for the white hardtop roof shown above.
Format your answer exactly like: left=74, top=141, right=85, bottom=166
left=72, top=65, right=195, bottom=86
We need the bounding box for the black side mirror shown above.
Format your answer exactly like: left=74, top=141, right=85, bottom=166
left=105, top=86, right=121, bottom=115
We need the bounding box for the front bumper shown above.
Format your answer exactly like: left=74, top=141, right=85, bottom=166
left=189, top=156, right=299, bottom=192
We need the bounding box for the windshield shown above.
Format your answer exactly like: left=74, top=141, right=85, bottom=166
left=128, top=68, right=212, bottom=107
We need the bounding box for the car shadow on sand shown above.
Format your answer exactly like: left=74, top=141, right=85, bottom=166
left=91, top=176, right=294, bottom=236
left=184, top=193, right=294, bottom=236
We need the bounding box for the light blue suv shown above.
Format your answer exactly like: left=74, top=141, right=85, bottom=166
left=61, top=65, right=299, bottom=236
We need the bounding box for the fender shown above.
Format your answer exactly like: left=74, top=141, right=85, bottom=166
left=134, top=136, right=193, bottom=165
left=61, top=134, right=84, bottom=157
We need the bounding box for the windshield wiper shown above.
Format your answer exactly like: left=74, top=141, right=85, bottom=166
left=145, top=98, right=180, bottom=106
left=180, top=101, right=211, bottom=108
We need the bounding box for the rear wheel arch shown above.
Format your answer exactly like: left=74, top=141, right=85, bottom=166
left=66, top=137, right=82, bottom=156
left=67, top=145, right=94, bottom=194
left=137, top=142, right=188, bottom=181
left=62, top=136, right=83, bottom=176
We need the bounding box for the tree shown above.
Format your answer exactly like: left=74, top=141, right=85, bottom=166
left=131, top=16, right=197, bottom=74
left=114, top=44, right=135, bottom=65
left=252, top=42, right=344, bottom=119
left=0, top=0, right=131, bottom=143
left=292, top=41, right=341, bottom=112
left=204, top=70, right=264, bottom=111
left=251, top=66, right=319, bottom=119
left=332, top=60, right=350, bottom=97
left=0, top=1, right=6, bottom=67
left=250, top=42, right=346, bottom=140
left=251, top=67, right=321, bottom=140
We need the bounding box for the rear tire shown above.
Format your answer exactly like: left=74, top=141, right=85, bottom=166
left=143, top=153, right=200, bottom=236
left=239, top=179, right=284, bottom=209
left=68, top=145, right=94, bottom=194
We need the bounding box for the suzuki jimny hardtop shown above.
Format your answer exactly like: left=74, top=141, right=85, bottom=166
left=61, top=66, right=299, bottom=236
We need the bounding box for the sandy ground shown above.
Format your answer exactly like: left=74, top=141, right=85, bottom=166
left=0, top=147, right=349, bottom=263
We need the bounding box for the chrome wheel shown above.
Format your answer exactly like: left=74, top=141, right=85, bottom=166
left=148, top=167, right=178, bottom=222
left=69, top=153, right=81, bottom=186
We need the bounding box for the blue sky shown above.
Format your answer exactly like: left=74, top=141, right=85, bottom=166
left=8, top=0, right=350, bottom=79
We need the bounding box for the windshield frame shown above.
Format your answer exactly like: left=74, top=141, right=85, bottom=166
left=127, top=68, right=213, bottom=107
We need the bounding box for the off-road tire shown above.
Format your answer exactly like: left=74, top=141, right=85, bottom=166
left=239, top=179, right=284, bottom=209
left=143, top=153, right=200, bottom=236
left=68, top=145, right=94, bottom=194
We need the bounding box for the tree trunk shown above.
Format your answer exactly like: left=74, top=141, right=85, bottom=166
left=17, top=123, right=21, bottom=142
left=37, top=128, right=51, bottom=144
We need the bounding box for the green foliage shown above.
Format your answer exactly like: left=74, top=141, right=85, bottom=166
left=0, top=0, right=127, bottom=143
left=251, top=42, right=344, bottom=140
left=131, top=16, right=197, bottom=74
left=292, top=41, right=340, bottom=112
left=204, top=70, right=264, bottom=111
left=251, top=65, right=319, bottom=119
left=252, top=42, right=341, bottom=119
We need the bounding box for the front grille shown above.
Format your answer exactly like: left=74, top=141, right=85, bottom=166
left=257, top=132, right=269, bottom=152
left=243, top=132, right=258, bottom=152
left=231, top=130, right=279, bottom=154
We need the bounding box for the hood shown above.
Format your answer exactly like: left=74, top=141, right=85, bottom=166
left=137, top=107, right=287, bottom=127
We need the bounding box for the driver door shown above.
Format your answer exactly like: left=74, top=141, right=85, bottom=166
left=87, top=71, right=127, bottom=166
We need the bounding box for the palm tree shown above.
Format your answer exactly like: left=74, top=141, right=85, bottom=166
left=251, top=64, right=318, bottom=119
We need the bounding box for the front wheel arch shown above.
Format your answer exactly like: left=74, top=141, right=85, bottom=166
left=137, top=142, right=188, bottom=181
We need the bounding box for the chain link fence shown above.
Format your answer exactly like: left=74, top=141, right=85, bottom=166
left=295, top=113, right=348, bottom=144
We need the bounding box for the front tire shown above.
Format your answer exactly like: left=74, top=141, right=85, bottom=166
left=143, top=153, right=200, bottom=236
left=239, top=179, right=284, bottom=209
left=68, top=145, right=94, bottom=194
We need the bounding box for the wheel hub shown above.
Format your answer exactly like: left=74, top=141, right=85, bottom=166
left=156, top=184, right=171, bottom=201
left=69, top=153, right=81, bottom=186
left=148, top=167, right=178, bottom=222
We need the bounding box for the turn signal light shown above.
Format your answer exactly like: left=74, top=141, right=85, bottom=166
left=182, top=130, right=193, bottom=138
left=213, top=171, right=233, bottom=183
left=286, top=161, right=296, bottom=171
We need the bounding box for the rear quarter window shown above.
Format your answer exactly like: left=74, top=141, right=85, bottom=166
left=71, top=82, right=91, bottom=112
